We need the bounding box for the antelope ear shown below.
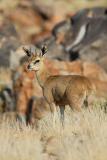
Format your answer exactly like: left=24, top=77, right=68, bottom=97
left=23, top=47, right=31, bottom=57
left=41, top=45, right=47, bottom=56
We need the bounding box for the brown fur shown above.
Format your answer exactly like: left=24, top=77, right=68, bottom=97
left=43, top=75, right=94, bottom=110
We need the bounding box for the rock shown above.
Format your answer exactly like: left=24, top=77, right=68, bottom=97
left=44, top=59, right=107, bottom=81
left=8, top=7, right=43, bottom=42
left=0, top=86, right=15, bottom=113
left=83, top=62, right=107, bottom=81
left=51, top=7, right=107, bottom=71
left=98, top=55, right=107, bottom=72
left=26, top=96, right=50, bottom=124
left=79, top=37, right=107, bottom=71
left=0, top=21, right=20, bottom=67
left=10, top=46, right=29, bottom=70
left=13, top=64, right=36, bottom=111
left=0, top=68, right=11, bottom=90
left=67, top=15, right=107, bottom=69
left=52, top=7, right=107, bottom=48
left=35, top=35, right=69, bottom=61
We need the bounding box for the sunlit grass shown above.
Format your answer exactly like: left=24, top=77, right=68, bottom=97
left=0, top=105, right=107, bottom=160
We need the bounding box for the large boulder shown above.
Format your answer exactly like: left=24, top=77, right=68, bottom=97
left=51, top=7, right=107, bottom=71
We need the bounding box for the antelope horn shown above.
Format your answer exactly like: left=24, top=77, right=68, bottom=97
left=41, top=44, right=47, bottom=56
left=23, top=47, right=31, bottom=57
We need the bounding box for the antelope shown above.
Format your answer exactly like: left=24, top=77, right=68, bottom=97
left=23, top=45, right=107, bottom=126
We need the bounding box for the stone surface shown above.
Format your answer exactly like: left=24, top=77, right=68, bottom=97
left=51, top=7, right=107, bottom=71
left=0, top=21, right=20, bottom=67
left=98, top=55, right=107, bottom=72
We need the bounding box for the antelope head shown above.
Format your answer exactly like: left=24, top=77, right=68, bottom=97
left=23, top=45, right=47, bottom=71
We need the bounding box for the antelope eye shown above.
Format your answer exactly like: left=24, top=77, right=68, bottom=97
left=34, top=60, right=40, bottom=64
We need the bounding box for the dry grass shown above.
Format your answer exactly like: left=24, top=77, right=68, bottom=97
left=0, top=106, right=107, bottom=160
left=0, top=119, right=43, bottom=160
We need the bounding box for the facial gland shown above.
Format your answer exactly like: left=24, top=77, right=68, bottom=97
left=28, top=58, right=41, bottom=71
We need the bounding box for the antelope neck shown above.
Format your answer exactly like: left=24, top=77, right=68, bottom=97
left=35, top=61, right=50, bottom=88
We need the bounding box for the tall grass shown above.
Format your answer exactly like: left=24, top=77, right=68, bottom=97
left=0, top=107, right=107, bottom=160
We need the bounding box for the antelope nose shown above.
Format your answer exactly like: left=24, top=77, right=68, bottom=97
left=27, top=64, right=30, bottom=69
